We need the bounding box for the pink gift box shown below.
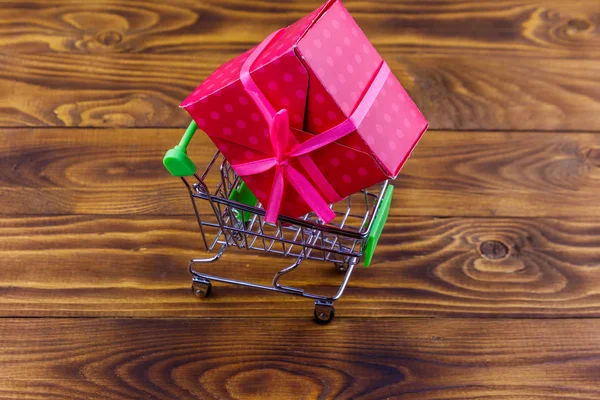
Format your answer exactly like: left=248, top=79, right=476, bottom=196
left=182, top=0, right=428, bottom=221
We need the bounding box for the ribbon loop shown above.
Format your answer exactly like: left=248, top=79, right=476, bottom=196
left=271, top=108, right=291, bottom=162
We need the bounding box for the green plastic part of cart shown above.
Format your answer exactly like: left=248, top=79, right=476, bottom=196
left=163, top=121, right=198, bottom=177
left=229, top=181, right=258, bottom=223
left=363, top=184, right=394, bottom=267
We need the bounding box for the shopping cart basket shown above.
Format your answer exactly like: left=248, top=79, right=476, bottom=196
left=164, top=121, right=394, bottom=323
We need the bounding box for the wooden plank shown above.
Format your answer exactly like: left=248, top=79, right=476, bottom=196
left=1, top=317, right=600, bottom=399
left=2, top=128, right=600, bottom=217
left=2, top=215, right=600, bottom=317
left=0, top=0, right=598, bottom=130
left=1, top=0, right=598, bottom=57
left=2, top=52, right=599, bottom=130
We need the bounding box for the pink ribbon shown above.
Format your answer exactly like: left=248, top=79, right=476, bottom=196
left=234, top=28, right=390, bottom=223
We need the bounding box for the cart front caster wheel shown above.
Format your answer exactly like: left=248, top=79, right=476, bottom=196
left=335, top=263, right=348, bottom=272
left=191, top=279, right=212, bottom=298
left=314, top=301, right=335, bottom=324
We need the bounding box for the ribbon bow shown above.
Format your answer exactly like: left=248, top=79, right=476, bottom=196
left=233, top=28, right=390, bottom=223
left=234, top=106, right=339, bottom=223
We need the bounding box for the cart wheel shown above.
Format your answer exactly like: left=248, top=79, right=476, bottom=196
left=191, top=279, right=212, bottom=298
left=229, top=231, right=244, bottom=247
left=334, top=263, right=348, bottom=272
left=314, top=301, right=335, bottom=324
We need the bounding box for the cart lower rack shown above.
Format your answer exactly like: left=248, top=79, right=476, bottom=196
left=165, top=121, right=394, bottom=324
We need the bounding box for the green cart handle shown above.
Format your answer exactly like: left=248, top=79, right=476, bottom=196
left=165, top=120, right=258, bottom=221
left=363, top=184, right=394, bottom=267
left=164, top=121, right=198, bottom=177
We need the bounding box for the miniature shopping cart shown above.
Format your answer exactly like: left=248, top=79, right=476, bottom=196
left=164, top=121, right=394, bottom=323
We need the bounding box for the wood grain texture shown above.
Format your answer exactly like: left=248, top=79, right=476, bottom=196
left=0, top=0, right=598, bottom=130
left=1, top=0, right=598, bottom=56
left=2, top=1, right=600, bottom=396
left=3, top=128, right=600, bottom=217
left=2, top=214, right=600, bottom=317
left=3, top=53, right=600, bottom=130
left=2, top=318, right=600, bottom=399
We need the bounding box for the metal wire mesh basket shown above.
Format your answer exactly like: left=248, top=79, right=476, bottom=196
left=166, top=122, right=394, bottom=323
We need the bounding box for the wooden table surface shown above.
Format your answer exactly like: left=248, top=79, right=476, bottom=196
left=2, top=0, right=600, bottom=398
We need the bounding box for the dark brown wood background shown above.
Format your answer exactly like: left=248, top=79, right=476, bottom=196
left=2, top=0, right=600, bottom=398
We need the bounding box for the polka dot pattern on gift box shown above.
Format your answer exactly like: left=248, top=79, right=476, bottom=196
left=182, top=49, right=251, bottom=107
left=185, top=84, right=275, bottom=157
left=297, top=0, right=381, bottom=117
left=355, top=72, right=428, bottom=176
left=181, top=3, right=320, bottom=109
left=302, top=58, right=371, bottom=155
left=252, top=50, right=309, bottom=129
left=185, top=47, right=311, bottom=157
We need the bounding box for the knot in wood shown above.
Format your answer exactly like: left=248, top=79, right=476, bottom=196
left=587, top=148, right=600, bottom=167
left=96, top=31, right=123, bottom=46
left=566, top=19, right=592, bottom=36
left=480, top=240, right=509, bottom=260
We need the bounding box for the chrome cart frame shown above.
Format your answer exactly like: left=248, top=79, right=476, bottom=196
left=165, top=121, right=394, bottom=323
